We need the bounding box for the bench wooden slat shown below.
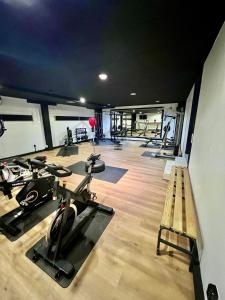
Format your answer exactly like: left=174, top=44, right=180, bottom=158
left=158, top=166, right=199, bottom=262
left=161, top=166, right=175, bottom=228
left=183, top=168, right=197, bottom=239
left=172, top=167, right=183, bottom=233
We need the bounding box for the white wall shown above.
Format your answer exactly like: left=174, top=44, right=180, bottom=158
left=0, top=96, right=46, bottom=159
left=189, top=23, right=225, bottom=298
left=49, top=104, right=94, bottom=147
left=180, top=85, right=194, bottom=156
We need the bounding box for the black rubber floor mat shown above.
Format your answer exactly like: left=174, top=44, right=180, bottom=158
left=140, top=143, right=160, bottom=149
left=57, top=146, right=78, bottom=157
left=141, top=151, right=175, bottom=160
left=26, top=208, right=114, bottom=288
left=0, top=199, right=59, bottom=241
left=139, top=144, right=174, bottom=150
left=95, top=140, right=114, bottom=146
left=68, top=161, right=128, bottom=183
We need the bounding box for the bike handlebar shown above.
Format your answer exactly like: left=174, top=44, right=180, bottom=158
left=13, top=159, right=30, bottom=169
left=87, top=153, right=101, bottom=163
left=30, top=159, right=72, bottom=177
left=46, top=164, right=72, bottom=177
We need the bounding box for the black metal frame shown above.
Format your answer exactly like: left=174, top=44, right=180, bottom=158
left=156, top=225, right=199, bottom=272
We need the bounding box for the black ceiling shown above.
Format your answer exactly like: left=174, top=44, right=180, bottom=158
left=0, top=1, right=224, bottom=108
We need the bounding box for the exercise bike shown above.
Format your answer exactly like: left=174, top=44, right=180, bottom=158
left=64, top=127, right=74, bottom=148
left=0, top=157, right=43, bottom=183
left=0, top=157, right=56, bottom=236
left=32, top=153, right=114, bottom=280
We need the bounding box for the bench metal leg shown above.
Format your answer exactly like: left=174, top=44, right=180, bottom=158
left=156, top=226, right=199, bottom=273
left=189, top=239, right=199, bottom=272
left=156, top=227, right=163, bottom=255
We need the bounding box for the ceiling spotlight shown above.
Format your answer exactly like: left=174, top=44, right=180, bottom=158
left=99, top=73, right=108, bottom=80
left=140, top=111, right=142, bottom=114
left=132, top=109, right=135, bottom=112
left=80, top=97, right=86, bottom=103
left=155, top=100, right=160, bottom=103
left=130, top=92, right=136, bottom=96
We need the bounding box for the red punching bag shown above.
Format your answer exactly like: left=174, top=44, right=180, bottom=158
left=88, top=117, right=96, bottom=132
left=88, top=117, right=96, bottom=129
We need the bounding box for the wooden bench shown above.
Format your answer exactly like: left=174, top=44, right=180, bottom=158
left=157, top=166, right=199, bottom=271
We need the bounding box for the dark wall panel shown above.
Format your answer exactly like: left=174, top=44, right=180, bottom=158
left=55, top=116, right=89, bottom=121
left=0, top=114, right=33, bottom=121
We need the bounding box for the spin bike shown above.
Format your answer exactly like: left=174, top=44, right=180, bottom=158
left=0, top=157, right=43, bottom=183
left=65, top=127, right=73, bottom=148
left=0, top=157, right=56, bottom=236
left=32, top=153, right=114, bottom=280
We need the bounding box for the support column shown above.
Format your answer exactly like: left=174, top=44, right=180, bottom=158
left=185, top=67, right=203, bottom=158
left=40, top=104, right=53, bottom=149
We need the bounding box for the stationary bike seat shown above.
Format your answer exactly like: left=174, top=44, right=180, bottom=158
left=85, top=160, right=105, bottom=173
left=34, top=156, right=47, bottom=163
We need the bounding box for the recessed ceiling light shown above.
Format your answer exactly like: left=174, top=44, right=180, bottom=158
left=140, top=111, right=142, bottom=114
left=155, top=100, right=160, bottom=103
left=99, top=73, right=108, bottom=80
left=130, top=92, right=136, bottom=96
left=80, top=97, right=86, bottom=103
left=132, top=109, right=135, bottom=112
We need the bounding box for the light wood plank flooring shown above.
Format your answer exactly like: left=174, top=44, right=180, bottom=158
left=0, top=141, right=194, bottom=300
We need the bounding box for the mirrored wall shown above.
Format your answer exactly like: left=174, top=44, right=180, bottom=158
left=110, top=107, right=163, bottom=138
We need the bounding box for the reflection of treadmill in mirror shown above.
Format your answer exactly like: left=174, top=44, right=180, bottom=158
left=144, top=115, right=175, bottom=148
left=145, top=111, right=184, bottom=158
left=75, top=128, right=88, bottom=143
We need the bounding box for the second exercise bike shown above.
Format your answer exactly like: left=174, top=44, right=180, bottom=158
left=31, top=154, right=114, bottom=281
left=0, top=157, right=59, bottom=236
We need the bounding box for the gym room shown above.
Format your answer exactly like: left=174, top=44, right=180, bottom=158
left=0, top=1, right=224, bottom=299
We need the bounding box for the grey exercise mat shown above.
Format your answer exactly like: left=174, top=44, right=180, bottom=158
left=141, top=151, right=175, bottom=160
left=26, top=208, right=114, bottom=288
left=57, top=146, right=78, bottom=157
left=0, top=198, right=59, bottom=241
left=68, top=161, right=128, bottom=183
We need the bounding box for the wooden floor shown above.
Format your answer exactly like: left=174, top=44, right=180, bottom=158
left=0, top=141, right=194, bottom=300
